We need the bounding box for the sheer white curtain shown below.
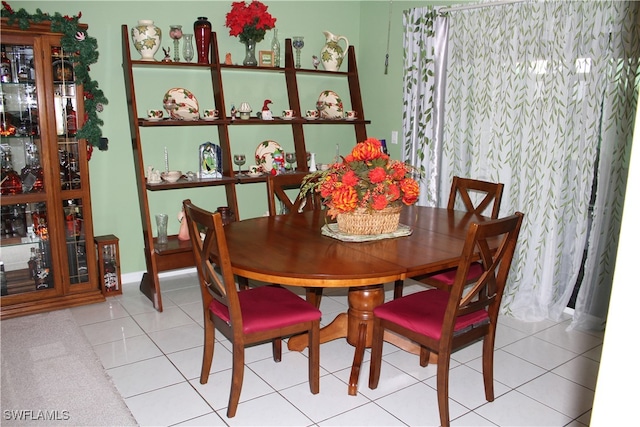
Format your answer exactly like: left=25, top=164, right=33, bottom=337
left=401, top=7, right=447, bottom=206
left=404, top=0, right=639, bottom=326
left=571, top=1, right=640, bottom=330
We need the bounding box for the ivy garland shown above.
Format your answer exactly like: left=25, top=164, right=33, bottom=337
left=1, top=1, right=108, bottom=154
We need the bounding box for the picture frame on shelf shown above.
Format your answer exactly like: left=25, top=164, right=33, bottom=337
left=259, top=50, right=273, bottom=67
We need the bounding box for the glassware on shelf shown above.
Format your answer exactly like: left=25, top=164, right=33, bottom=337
left=1, top=146, right=22, bottom=195
left=155, top=213, right=168, bottom=245
left=233, top=154, right=246, bottom=174
left=65, top=98, right=77, bottom=136
left=271, top=28, right=281, bottom=67
left=285, top=152, right=296, bottom=171
left=292, top=36, right=305, bottom=69
left=20, top=145, right=45, bottom=194
left=182, top=34, right=194, bottom=63
left=1, top=46, right=13, bottom=82
left=169, top=25, right=183, bottom=62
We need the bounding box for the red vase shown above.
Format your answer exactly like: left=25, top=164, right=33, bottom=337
left=194, top=17, right=212, bottom=64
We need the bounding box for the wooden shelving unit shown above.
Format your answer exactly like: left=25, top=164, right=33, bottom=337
left=121, top=25, right=370, bottom=311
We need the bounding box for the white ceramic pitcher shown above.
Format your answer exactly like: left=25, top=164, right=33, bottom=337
left=320, top=31, right=349, bottom=72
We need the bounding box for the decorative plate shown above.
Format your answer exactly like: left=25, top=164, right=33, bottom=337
left=163, top=88, right=200, bottom=120
left=255, top=140, right=283, bottom=173
left=316, top=90, right=344, bottom=119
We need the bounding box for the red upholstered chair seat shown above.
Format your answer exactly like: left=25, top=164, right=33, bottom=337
left=369, top=212, right=524, bottom=427
left=394, top=176, right=504, bottom=300
left=211, top=286, right=321, bottom=334
left=373, top=289, right=488, bottom=340
left=183, top=199, right=321, bottom=418
left=425, top=262, right=484, bottom=287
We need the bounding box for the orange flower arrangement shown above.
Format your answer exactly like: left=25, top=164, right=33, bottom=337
left=301, top=138, right=420, bottom=219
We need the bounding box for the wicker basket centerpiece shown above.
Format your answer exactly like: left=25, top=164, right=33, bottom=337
left=336, top=206, right=402, bottom=235
left=299, top=138, right=420, bottom=236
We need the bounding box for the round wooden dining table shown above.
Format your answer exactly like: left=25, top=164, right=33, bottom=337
left=223, top=205, right=491, bottom=395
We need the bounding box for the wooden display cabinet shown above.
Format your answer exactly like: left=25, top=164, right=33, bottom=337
left=0, top=19, right=102, bottom=319
left=122, top=25, right=370, bottom=311
left=95, top=234, right=122, bottom=297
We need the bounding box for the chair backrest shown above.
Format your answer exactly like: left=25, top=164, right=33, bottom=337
left=182, top=199, right=243, bottom=331
left=267, top=173, right=322, bottom=216
left=447, top=176, right=504, bottom=219
left=445, top=212, right=524, bottom=338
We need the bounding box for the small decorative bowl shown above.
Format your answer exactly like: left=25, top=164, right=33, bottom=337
left=161, top=171, right=182, bottom=183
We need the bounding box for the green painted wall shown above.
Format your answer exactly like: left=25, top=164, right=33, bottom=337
left=10, top=0, right=443, bottom=274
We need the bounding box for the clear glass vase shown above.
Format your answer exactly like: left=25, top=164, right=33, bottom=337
left=243, top=39, right=257, bottom=66
left=182, top=34, right=194, bottom=63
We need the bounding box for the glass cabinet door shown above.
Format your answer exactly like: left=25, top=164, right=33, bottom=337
left=53, top=41, right=91, bottom=287
left=1, top=40, right=54, bottom=297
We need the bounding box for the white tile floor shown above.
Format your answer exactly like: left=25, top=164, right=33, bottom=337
left=70, top=273, right=603, bottom=427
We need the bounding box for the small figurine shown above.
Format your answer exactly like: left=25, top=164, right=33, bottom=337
left=272, top=147, right=285, bottom=174
left=162, top=47, right=172, bottom=62
left=312, top=55, right=320, bottom=70
left=230, top=104, right=238, bottom=120
left=147, top=166, right=162, bottom=184
left=259, top=99, right=273, bottom=120
left=177, top=208, right=190, bottom=241
left=225, top=52, right=233, bottom=65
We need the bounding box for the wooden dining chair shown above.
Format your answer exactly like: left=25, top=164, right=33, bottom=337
left=266, top=172, right=323, bottom=216
left=369, top=212, right=524, bottom=427
left=182, top=199, right=321, bottom=418
left=266, top=173, right=325, bottom=307
left=394, top=176, right=505, bottom=299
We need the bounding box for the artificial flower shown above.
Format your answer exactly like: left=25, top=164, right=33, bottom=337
left=225, top=0, right=276, bottom=44
left=301, top=138, right=420, bottom=218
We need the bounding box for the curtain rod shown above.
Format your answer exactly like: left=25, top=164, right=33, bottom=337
left=439, top=0, right=525, bottom=13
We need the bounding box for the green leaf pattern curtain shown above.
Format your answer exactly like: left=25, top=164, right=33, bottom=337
left=402, top=6, right=441, bottom=206
left=404, top=0, right=639, bottom=326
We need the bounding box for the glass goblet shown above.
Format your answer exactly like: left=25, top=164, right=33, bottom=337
left=285, top=152, right=296, bottom=171
left=169, top=25, right=183, bottom=62
left=233, top=154, right=246, bottom=174
left=292, top=36, right=305, bottom=69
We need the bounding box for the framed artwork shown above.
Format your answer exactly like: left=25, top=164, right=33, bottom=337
left=259, top=50, right=274, bottom=67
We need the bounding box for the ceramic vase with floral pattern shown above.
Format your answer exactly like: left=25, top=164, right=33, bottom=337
left=131, top=20, right=162, bottom=61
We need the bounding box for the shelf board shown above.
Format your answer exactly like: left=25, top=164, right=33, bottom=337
left=153, top=235, right=192, bottom=256
left=130, top=60, right=211, bottom=68
left=0, top=192, right=48, bottom=206
left=128, top=58, right=349, bottom=76
left=139, top=118, right=371, bottom=126
left=146, top=176, right=236, bottom=190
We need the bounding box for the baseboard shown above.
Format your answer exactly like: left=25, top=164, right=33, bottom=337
left=121, top=267, right=197, bottom=287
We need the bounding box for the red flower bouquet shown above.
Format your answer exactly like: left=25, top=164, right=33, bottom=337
left=301, top=138, right=420, bottom=220
left=225, top=0, right=276, bottom=43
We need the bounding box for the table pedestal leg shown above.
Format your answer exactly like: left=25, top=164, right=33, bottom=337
left=346, top=285, right=384, bottom=347
left=348, top=321, right=368, bottom=395
left=288, top=285, right=383, bottom=351
left=287, top=285, right=437, bottom=394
